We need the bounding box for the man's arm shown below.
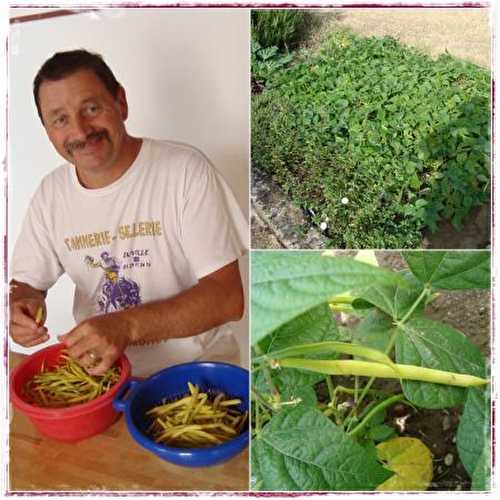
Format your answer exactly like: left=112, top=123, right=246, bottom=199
left=58, top=260, right=244, bottom=374
left=9, top=280, right=49, bottom=347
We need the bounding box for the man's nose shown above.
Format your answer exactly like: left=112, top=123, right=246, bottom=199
left=70, top=115, right=93, bottom=140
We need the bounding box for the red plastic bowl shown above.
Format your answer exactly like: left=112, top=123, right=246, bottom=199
left=10, top=343, right=131, bottom=442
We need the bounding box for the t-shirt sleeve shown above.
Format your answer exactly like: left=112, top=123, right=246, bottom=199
left=179, top=152, right=248, bottom=280
left=11, top=185, right=64, bottom=291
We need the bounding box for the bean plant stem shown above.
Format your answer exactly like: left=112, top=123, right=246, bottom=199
left=398, top=286, right=431, bottom=325
left=254, top=346, right=281, bottom=403
left=251, top=388, right=274, bottom=413
left=255, top=398, right=262, bottom=434
left=348, top=394, right=407, bottom=438
left=344, top=328, right=399, bottom=431
left=326, top=375, right=335, bottom=402
left=333, top=386, right=391, bottom=397
left=345, top=286, right=430, bottom=431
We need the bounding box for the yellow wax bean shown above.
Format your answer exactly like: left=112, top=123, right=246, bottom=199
left=35, top=307, right=43, bottom=326
left=277, top=358, right=488, bottom=388
left=219, top=399, right=242, bottom=407
left=145, top=382, right=247, bottom=447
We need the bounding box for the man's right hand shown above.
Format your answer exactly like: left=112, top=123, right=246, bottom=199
left=9, top=298, right=49, bottom=348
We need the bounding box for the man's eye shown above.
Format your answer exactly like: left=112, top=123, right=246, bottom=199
left=53, top=116, right=67, bottom=127
left=84, top=104, right=100, bottom=116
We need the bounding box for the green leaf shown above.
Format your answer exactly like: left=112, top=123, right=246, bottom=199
left=403, top=251, right=490, bottom=289
left=252, top=436, right=297, bottom=490
left=376, top=437, right=433, bottom=491
left=252, top=252, right=404, bottom=345
left=357, top=271, right=425, bottom=320
left=352, top=309, right=394, bottom=353
left=396, top=317, right=485, bottom=409
left=274, top=369, right=321, bottom=407
left=471, top=441, right=491, bottom=491
left=254, top=303, right=339, bottom=408
left=255, top=406, right=392, bottom=490
left=457, top=386, right=490, bottom=477
left=368, top=424, right=396, bottom=442
left=253, top=364, right=323, bottom=408
left=266, top=302, right=339, bottom=353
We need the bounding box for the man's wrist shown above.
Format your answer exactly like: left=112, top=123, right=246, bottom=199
left=116, top=308, right=141, bottom=344
left=9, top=280, right=47, bottom=301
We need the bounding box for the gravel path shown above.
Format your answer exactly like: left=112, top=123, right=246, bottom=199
left=325, top=8, right=491, bottom=68
left=251, top=7, right=492, bottom=249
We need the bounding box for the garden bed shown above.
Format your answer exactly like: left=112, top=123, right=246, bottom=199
left=252, top=28, right=490, bottom=248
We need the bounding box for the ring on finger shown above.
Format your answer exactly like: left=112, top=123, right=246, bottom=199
left=86, top=349, right=102, bottom=368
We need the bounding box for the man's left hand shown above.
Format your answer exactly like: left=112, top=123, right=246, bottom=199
left=58, top=312, right=133, bottom=375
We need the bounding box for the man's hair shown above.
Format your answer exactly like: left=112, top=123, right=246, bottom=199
left=33, top=49, right=120, bottom=123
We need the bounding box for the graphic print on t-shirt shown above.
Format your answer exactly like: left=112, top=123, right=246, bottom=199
left=84, top=251, right=142, bottom=313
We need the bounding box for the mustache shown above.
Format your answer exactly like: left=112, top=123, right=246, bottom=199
left=65, top=130, right=110, bottom=155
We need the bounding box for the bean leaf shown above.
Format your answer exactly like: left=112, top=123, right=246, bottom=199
left=265, top=302, right=339, bottom=353
left=357, top=271, right=424, bottom=320
left=252, top=251, right=405, bottom=345
left=253, top=302, right=340, bottom=407
left=457, top=386, right=490, bottom=478
left=471, top=441, right=491, bottom=491
left=396, top=317, right=485, bottom=409
left=352, top=309, right=394, bottom=353
left=253, top=406, right=392, bottom=490
left=376, top=437, right=433, bottom=491
left=403, top=251, right=490, bottom=289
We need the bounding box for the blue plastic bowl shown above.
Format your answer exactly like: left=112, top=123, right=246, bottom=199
left=113, top=361, right=249, bottom=468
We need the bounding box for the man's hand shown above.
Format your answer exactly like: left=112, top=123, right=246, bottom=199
left=58, top=312, right=133, bottom=375
left=9, top=280, right=49, bottom=347
left=10, top=299, right=49, bottom=347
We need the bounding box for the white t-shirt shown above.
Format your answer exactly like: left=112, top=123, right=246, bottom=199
left=11, top=138, right=248, bottom=376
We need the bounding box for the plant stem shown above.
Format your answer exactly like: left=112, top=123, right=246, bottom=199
left=252, top=364, right=263, bottom=374
left=345, top=286, right=430, bottom=430
left=357, top=398, right=379, bottom=420
left=348, top=394, right=407, bottom=438
left=344, top=328, right=400, bottom=431
left=251, top=388, right=274, bottom=413
left=397, top=286, right=430, bottom=326
left=354, top=376, right=359, bottom=403
left=326, top=375, right=335, bottom=402
left=333, top=386, right=391, bottom=397
left=255, top=398, right=262, bottom=434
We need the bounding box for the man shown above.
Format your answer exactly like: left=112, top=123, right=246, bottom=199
left=9, top=50, right=247, bottom=377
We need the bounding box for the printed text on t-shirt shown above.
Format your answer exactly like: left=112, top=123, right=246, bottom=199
left=64, top=221, right=163, bottom=251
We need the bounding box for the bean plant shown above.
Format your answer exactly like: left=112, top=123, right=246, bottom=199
left=251, top=251, right=490, bottom=491
left=252, top=31, right=490, bottom=248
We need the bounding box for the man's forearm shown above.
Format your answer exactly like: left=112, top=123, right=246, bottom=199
left=9, top=280, right=47, bottom=303
left=119, top=260, right=244, bottom=344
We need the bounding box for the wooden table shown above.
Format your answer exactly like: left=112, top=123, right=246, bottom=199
left=9, top=352, right=249, bottom=491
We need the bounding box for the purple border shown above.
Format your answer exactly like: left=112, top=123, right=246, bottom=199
left=3, top=1, right=496, bottom=497
left=6, top=2, right=494, bottom=10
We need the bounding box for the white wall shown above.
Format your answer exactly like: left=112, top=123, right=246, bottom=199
left=8, top=8, right=250, bottom=366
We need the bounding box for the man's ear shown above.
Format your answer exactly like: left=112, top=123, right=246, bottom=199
left=116, top=85, right=128, bottom=121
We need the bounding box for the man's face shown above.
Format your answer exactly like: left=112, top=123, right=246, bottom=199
left=38, top=69, right=128, bottom=172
